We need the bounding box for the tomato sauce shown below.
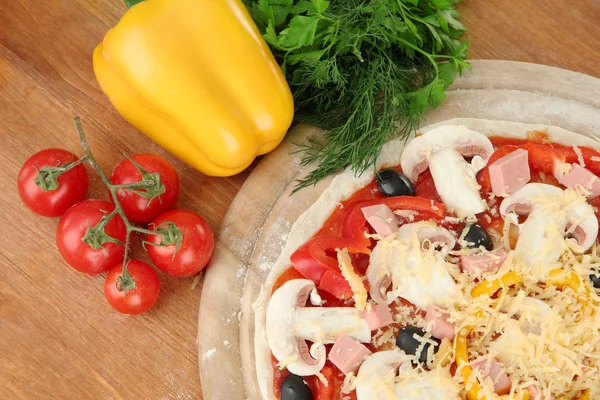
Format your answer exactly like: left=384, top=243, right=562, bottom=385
left=270, top=134, right=600, bottom=398
left=314, top=179, right=385, bottom=238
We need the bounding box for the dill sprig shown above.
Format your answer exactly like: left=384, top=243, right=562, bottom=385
left=243, top=0, right=470, bottom=189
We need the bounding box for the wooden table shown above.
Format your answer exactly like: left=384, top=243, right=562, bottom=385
left=0, top=0, right=598, bottom=399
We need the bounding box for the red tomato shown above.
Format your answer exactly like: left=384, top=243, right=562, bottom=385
left=109, top=154, right=180, bottom=224
left=18, top=148, right=89, bottom=217
left=315, top=365, right=337, bottom=400
left=290, top=236, right=365, bottom=300
left=550, top=144, right=600, bottom=178
left=414, top=169, right=442, bottom=202
left=104, top=260, right=160, bottom=315
left=318, top=270, right=353, bottom=300
left=145, top=209, right=215, bottom=276
left=56, top=200, right=126, bottom=275
left=520, top=143, right=564, bottom=175
left=341, top=196, right=446, bottom=250
left=290, top=236, right=365, bottom=283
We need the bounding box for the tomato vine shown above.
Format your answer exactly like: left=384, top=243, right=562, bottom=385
left=73, top=116, right=168, bottom=290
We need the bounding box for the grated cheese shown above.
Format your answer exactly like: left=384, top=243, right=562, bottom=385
left=289, top=181, right=600, bottom=399
left=573, top=146, right=586, bottom=167
left=337, top=248, right=368, bottom=311
left=315, top=371, right=328, bottom=386
left=341, top=372, right=357, bottom=394
left=445, top=249, right=600, bottom=399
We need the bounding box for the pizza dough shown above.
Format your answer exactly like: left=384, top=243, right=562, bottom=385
left=253, top=118, right=600, bottom=399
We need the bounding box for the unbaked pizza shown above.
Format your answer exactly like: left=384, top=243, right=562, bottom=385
left=254, top=119, right=600, bottom=400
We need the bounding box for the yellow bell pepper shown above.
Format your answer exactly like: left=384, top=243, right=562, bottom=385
left=455, top=328, right=483, bottom=400
left=546, top=268, right=594, bottom=317
left=578, top=389, right=591, bottom=400
left=93, top=0, right=294, bottom=176
left=471, top=271, right=522, bottom=298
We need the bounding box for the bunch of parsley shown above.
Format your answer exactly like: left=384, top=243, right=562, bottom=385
left=243, top=0, right=470, bottom=189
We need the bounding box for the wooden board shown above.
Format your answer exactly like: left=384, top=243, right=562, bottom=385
left=198, top=60, right=600, bottom=399
left=0, top=1, right=248, bottom=399
left=1, top=0, right=599, bottom=399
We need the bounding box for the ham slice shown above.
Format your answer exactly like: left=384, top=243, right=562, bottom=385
left=460, top=249, right=508, bottom=278
left=328, top=334, right=372, bottom=375
left=361, top=204, right=398, bottom=237
left=471, top=357, right=512, bottom=395
left=555, top=163, right=600, bottom=199
left=489, top=149, right=530, bottom=196
left=364, top=304, right=394, bottom=330
left=425, top=305, right=456, bottom=340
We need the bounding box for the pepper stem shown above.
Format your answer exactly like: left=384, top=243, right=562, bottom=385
left=123, top=0, right=143, bottom=8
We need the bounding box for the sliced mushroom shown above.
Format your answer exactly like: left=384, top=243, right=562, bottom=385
left=367, top=224, right=457, bottom=308
left=266, top=279, right=371, bottom=376
left=397, top=221, right=456, bottom=252
left=499, top=183, right=562, bottom=216
left=500, top=183, right=598, bottom=280
left=356, top=350, right=460, bottom=400
left=355, top=349, right=407, bottom=400
left=567, top=202, right=598, bottom=251
left=400, top=125, right=494, bottom=218
left=501, top=294, right=553, bottom=335
left=393, top=372, right=461, bottom=400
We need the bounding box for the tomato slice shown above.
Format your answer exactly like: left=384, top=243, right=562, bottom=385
left=414, top=169, right=442, bottom=202
left=318, top=270, right=353, bottom=300
left=521, top=143, right=565, bottom=175
left=341, top=196, right=446, bottom=251
left=290, top=236, right=365, bottom=298
left=554, top=145, right=600, bottom=177
left=315, top=365, right=337, bottom=400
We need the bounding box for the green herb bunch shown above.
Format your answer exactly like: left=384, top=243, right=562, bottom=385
left=243, top=0, right=470, bottom=189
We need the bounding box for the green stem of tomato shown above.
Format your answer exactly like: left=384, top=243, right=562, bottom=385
left=93, top=208, right=119, bottom=232
left=112, top=181, right=155, bottom=190
left=34, top=155, right=90, bottom=192
left=130, top=226, right=157, bottom=236
left=63, top=155, right=89, bottom=170
left=73, top=117, right=155, bottom=287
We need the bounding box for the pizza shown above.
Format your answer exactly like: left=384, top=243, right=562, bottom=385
left=253, top=118, right=600, bottom=400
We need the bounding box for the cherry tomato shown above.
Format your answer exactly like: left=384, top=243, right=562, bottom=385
left=104, top=260, right=160, bottom=315
left=56, top=200, right=126, bottom=275
left=109, top=154, right=180, bottom=224
left=145, top=210, right=214, bottom=276
left=18, top=148, right=89, bottom=217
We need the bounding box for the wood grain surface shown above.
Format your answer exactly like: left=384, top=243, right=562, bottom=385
left=0, top=1, right=598, bottom=399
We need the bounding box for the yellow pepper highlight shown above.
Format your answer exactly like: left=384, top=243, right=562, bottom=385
left=93, top=0, right=294, bottom=176
left=578, top=389, right=591, bottom=400
left=455, top=328, right=483, bottom=400
left=471, top=271, right=522, bottom=298
left=546, top=269, right=589, bottom=294
left=546, top=268, right=593, bottom=316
